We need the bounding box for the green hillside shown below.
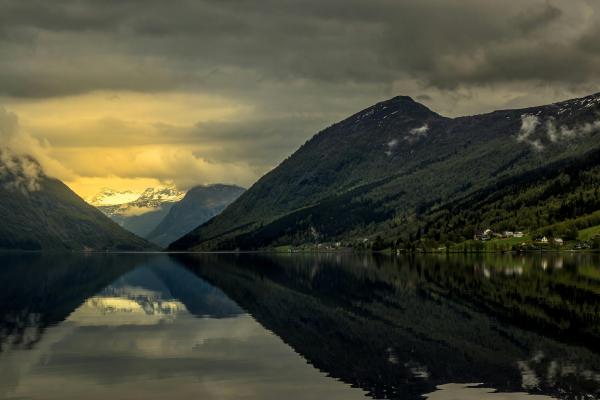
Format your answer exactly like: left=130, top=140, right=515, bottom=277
left=170, top=93, right=600, bottom=251
left=403, top=149, right=600, bottom=251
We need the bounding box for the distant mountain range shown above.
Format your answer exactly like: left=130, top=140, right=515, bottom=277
left=146, top=184, right=244, bottom=247
left=5, top=92, right=600, bottom=253
left=170, top=92, right=600, bottom=251
left=0, top=152, right=153, bottom=251
left=88, top=186, right=185, bottom=239
left=88, top=184, right=243, bottom=247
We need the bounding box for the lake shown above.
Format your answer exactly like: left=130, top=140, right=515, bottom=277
left=0, top=252, right=599, bottom=399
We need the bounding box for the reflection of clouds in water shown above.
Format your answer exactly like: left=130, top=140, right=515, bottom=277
left=0, top=263, right=365, bottom=400
left=0, top=311, right=366, bottom=400
left=70, top=294, right=188, bottom=326
left=424, top=383, right=555, bottom=400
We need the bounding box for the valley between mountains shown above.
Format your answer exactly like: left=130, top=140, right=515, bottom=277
left=3, top=93, right=600, bottom=252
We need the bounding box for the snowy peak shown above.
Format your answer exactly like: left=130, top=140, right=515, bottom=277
left=134, top=186, right=185, bottom=208
left=87, top=188, right=143, bottom=206
left=87, top=186, right=184, bottom=208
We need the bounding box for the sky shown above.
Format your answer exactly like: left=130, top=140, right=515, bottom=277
left=1, top=0, right=600, bottom=199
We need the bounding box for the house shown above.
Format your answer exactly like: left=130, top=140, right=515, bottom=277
left=575, top=241, right=591, bottom=250
left=554, top=238, right=564, bottom=245
left=474, top=229, right=492, bottom=241
left=503, top=231, right=514, bottom=238
left=539, top=236, right=549, bottom=243
left=514, top=232, right=524, bottom=238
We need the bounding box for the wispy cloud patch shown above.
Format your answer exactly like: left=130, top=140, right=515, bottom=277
left=1, top=106, right=79, bottom=193
left=516, top=114, right=540, bottom=142
left=546, top=118, right=600, bottom=142
left=0, top=107, right=43, bottom=192
left=404, top=124, right=429, bottom=143
left=385, top=139, right=399, bottom=156
left=516, top=113, right=600, bottom=151
left=516, top=114, right=544, bottom=151
left=0, top=151, right=43, bottom=193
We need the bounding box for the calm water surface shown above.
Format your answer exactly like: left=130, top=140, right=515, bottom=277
left=0, top=252, right=599, bottom=399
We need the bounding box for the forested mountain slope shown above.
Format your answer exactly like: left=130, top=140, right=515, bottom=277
left=170, top=93, right=600, bottom=251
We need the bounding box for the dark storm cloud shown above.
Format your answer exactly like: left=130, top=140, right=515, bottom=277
left=2, top=0, right=600, bottom=190
left=1, top=0, right=599, bottom=100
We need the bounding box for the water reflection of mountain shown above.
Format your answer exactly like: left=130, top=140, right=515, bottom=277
left=173, top=253, right=600, bottom=400
left=0, top=254, right=242, bottom=353
left=92, top=259, right=243, bottom=319
left=0, top=253, right=143, bottom=351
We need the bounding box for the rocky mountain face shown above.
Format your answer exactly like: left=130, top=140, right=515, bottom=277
left=147, top=184, right=244, bottom=247
left=88, top=186, right=185, bottom=238
left=0, top=152, right=153, bottom=251
left=169, top=93, right=600, bottom=251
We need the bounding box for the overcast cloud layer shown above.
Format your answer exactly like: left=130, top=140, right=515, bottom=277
left=1, top=0, right=600, bottom=196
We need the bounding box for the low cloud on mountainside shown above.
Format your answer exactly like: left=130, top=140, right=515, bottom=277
left=0, top=106, right=77, bottom=192
left=0, top=107, right=43, bottom=192
left=545, top=118, right=600, bottom=142
left=404, top=124, right=430, bottom=144
left=516, top=112, right=600, bottom=151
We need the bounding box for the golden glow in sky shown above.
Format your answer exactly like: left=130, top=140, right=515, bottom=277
left=3, top=92, right=259, bottom=198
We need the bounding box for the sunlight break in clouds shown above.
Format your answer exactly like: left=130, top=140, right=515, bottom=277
left=2, top=93, right=261, bottom=198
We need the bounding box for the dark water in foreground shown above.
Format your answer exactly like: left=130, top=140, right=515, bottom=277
left=0, top=253, right=599, bottom=400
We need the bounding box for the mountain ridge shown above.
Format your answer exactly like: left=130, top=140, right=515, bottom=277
left=170, top=92, right=600, bottom=251
left=147, top=184, right=244, bottom=247
left=92, top=186, right=185, bottom=238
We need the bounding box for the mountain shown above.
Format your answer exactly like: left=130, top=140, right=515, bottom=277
left=89, top=186, right=184, bottom=238
left=0, top=152, right=153, bottom=251
left=87, top=188, right=142, bottom=206
left=170, top=93, right=600, bottom=251
left=147, top=184, right=244, bottom=247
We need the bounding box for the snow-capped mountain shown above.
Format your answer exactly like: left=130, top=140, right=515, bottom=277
left=86, top=188, right=143, bottom=207
left=87, top=186, right=184, bottom=209
left=131, top=186, right=185, bottom=208
left=87, top=185, right=185, bottom=238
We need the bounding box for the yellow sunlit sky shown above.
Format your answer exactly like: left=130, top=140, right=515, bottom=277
left=6, top=92, right=257, bottom=198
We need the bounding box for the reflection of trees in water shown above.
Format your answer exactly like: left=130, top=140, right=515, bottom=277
left=0, top=253, right=147, bottom=353
left=174, top=253, right=600, bottom=400
left=1, top=252, right=598, bottom=400
left=0, top=311, right=42, bottom=352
